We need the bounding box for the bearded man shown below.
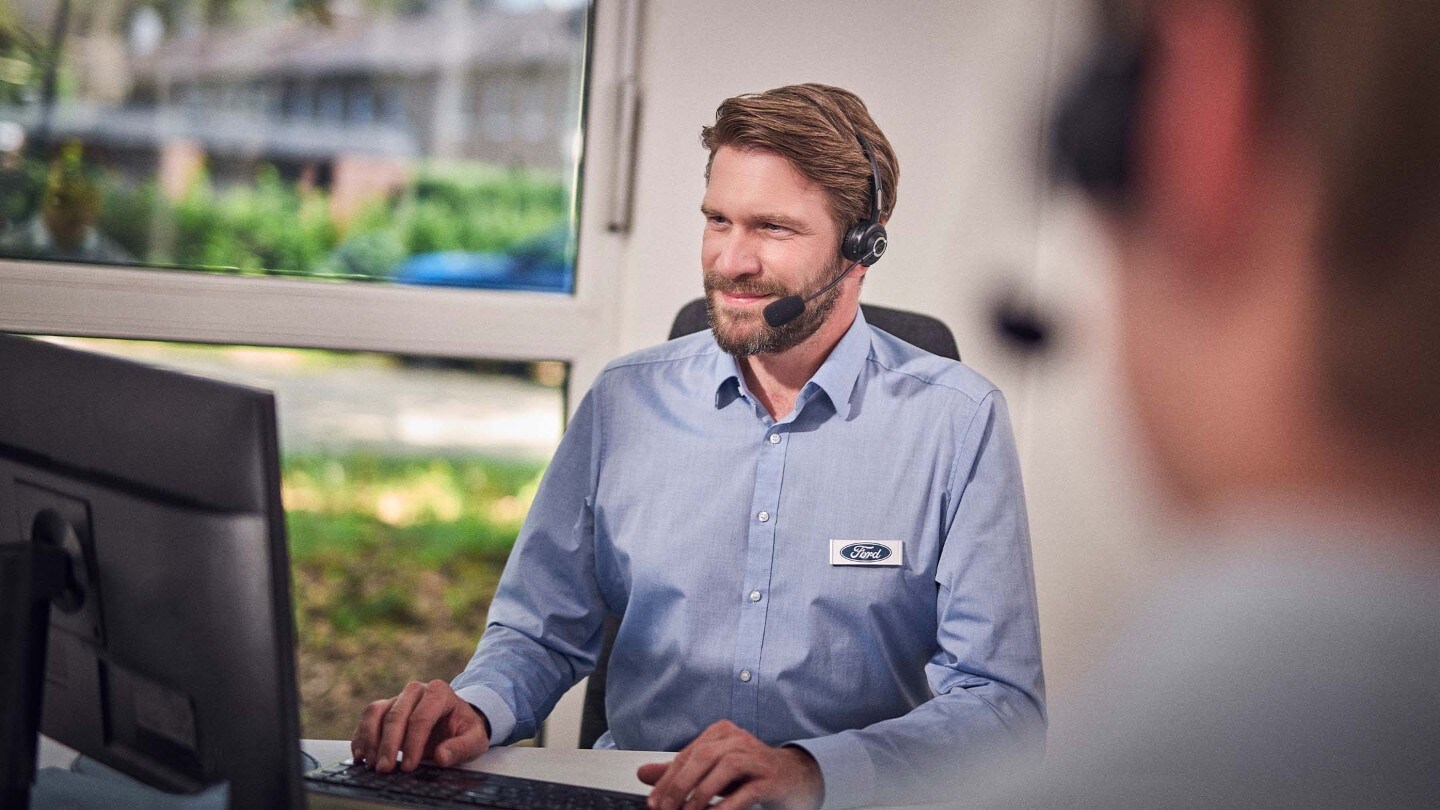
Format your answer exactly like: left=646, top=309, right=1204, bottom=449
left=353, top=83, right=1045, bottom=810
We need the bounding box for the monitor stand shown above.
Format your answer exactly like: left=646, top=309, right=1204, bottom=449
left=1, top=533, right=73, bottom=810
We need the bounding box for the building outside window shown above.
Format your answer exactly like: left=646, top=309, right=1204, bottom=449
left=0, top=0, right=589, bottom=294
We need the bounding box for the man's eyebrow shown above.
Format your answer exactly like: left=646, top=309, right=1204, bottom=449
left=752, top=212, right=807, bottom=230
left=699, top=205, right=808, bottom=229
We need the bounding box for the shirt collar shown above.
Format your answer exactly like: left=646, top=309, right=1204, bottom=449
left=710, top=307, right=872, bottom=420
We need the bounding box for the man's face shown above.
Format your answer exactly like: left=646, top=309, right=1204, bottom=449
left=700, top=146, right=848, bottom=357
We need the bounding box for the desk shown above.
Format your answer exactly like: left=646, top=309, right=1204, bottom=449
left=304, top=739, right=662, bottom=796
left=40, top=736, right=667, bottom=798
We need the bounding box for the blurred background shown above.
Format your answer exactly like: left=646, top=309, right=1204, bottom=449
left=0, top=0, right=1164, bottom=744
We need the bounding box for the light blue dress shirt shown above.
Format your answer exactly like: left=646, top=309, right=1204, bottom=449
left=453, top=310, right=1045, bottom=808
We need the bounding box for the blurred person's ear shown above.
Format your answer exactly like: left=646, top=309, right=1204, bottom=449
left=1134, top=0, right=1261, bottom=279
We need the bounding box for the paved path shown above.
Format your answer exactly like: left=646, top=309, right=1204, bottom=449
left=51, top=338, right=565, bottom=460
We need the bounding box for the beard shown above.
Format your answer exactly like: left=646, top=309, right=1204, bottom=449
left=703, top=255, right=847, bottom=357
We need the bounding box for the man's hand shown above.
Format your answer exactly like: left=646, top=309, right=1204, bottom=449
left=351, top=679, right=491, bottom=774
left=637, top=720, right=823, bottom=810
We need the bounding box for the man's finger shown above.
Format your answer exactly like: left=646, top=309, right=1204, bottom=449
left=711, top=782, right=766, bottom=810
left=434, top=723, right=490, bottom=767
left=651, top=747, right=713, bottom=810
left=647, top=748, right=691, bottom=810
left=650, top=740, right=724, bottom=810
left=683, top=753, right=759, bottom=810
left=351, top=698, right=395, bottom=765
left=398, top=682, right=452, bottom=772
left=374, top=681, right=427, bottom=772
left=637, top=761, right=671, bottom=786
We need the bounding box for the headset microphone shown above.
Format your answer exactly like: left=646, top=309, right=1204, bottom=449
left=763, top=258, right=863, bottom=328
left=763, top=130, right=889, bottom=329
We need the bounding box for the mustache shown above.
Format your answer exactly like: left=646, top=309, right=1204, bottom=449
left=703, top=271, right=791, bottom=298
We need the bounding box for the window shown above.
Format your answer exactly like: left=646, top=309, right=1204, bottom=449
left=1, top=0, right=634, bottom=745
left=0, top=0, right=589, bottom=295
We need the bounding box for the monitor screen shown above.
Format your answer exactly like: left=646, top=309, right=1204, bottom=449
left=0, top=333, right=303, bottom=808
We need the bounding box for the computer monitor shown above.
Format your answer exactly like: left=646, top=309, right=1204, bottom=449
left=0, top=333, right=304, bottom=808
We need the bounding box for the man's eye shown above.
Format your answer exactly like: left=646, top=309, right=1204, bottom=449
left=706, top=215, right=728, bottom=226
left=761, top=222, right=788, bottom=233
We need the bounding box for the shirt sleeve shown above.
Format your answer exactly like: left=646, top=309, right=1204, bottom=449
left=787, top=390, right=1047, bottom=809
left=451, top=386, right=610, bottom=746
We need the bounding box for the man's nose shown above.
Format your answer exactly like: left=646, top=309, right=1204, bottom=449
left=710, top=230, right=761, bottom=279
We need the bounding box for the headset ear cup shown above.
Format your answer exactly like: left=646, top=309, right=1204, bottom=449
left=841, top=223, right=868, bottom=263
left=843, top=222, right=887, bottom=266
left=1051, top=41, right=1143, bottom=200
left=841, top=131, right=889, bottom=265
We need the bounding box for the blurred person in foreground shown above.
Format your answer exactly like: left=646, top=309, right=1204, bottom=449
left=985, top=0, right=1440, bottom=807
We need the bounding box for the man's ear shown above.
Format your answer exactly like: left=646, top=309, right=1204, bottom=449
left=1134, top=0, right=1261, bottom=267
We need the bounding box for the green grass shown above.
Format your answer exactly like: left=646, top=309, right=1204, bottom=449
left=282, top=453, right=544, bottom=738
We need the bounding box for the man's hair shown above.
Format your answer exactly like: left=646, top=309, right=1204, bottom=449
left=1119, top=2, right=1440, bottom=455
left=700, top=83, right=899, bottom=233
left=1263, top=2, right=1440, bottom=457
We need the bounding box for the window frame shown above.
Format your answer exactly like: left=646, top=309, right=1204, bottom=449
left=0, top=0, right=631, bottom=408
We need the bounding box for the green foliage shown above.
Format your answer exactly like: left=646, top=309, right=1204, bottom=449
left=283, top=452, right=542, bottom=571
left=387, top=165, right=571, bottom=260
left=283, top=452, right=543, bottom=738
left=0, top=156, right=47, bottom=223
left=19, top=153, right=571, bottom=280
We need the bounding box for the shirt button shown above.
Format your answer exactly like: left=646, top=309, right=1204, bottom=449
left=739, top=669, right=752, bottom=683
left=749, top=590, right=762, bottom=603
left=768, top=433, right=781, bottom=444
left=757, top=511, right=770, bottom=523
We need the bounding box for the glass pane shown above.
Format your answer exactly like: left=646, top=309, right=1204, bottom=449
left=43, top=336, right=567, bottom=739
left=1, top=1, right=589, bottom=294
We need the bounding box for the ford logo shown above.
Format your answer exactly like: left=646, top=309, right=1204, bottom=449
left=840, top=543, right=891, bottom=562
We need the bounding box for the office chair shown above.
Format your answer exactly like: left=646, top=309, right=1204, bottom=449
left=576, top=298, right=960, bottom=749
left=665, top=298, right=960, bottom=360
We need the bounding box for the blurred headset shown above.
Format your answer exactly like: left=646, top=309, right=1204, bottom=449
left=991, top=28, right=1145, bottom=353
left=1050, top=32, right=1146, bottom=203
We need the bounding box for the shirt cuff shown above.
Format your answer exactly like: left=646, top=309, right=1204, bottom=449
left=452, top=684, right=517, bottom=747
left=786, top=733, right=876, bottom=810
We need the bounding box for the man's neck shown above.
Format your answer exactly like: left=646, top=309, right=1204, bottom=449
left=1181, top=427, right=1440, bottom=547
left=739, top=305, right=858, bottom=421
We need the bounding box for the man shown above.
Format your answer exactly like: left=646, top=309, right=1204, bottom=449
left=353, top=84, right=1045, bottom=810
left=984, top=1, right=1440, bottom=806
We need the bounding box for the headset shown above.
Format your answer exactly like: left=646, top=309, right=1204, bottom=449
left=843, top=133, right=889, bottom=266
left=1050, top=33, right=1145, bottom=202
left=989, top=29, right=1145, bottom=352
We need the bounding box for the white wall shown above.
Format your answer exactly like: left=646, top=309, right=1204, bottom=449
left=587, top=0, right=1166, bottom=735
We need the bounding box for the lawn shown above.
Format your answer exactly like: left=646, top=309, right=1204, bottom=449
left=284, top=453, right=543, bottom=740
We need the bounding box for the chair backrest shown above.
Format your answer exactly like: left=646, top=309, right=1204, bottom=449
left=666, top=298, right=960, bottom=361
left=575, top=300, right=960, bottom=748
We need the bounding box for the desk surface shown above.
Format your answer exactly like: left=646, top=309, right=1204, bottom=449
left=41, top=736, right=669, bottom=798
left=305, top=740, right=665, bottom=796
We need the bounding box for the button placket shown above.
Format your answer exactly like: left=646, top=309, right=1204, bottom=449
left=733, top=420, right=788, bottom=735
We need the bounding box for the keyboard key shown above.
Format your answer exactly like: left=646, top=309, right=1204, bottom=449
left=305, top=761, right=648, bottom=810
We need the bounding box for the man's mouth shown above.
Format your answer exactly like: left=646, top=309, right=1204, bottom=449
left=719, top=291, right=774, bottom=307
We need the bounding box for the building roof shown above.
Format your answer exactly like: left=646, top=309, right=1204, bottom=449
left=134, top=5, right=586, bottom=82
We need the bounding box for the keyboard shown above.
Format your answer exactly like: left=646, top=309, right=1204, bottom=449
left=305, top=760, right=651, bottom=810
